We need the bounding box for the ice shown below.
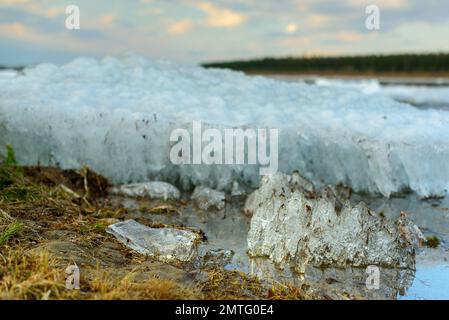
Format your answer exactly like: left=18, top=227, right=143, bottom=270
left=106, top=219, right=198, bottom=262
left=0, top=70, right=20, bottom=79
left=191, top=186, right=226, bottom=211
left=230, top=181, right=246, bottom=196
left=315, top=78, right=449, bottom=110
left=1, top=55, right=449, bottom=197
left=111, top=181, right=180, bottom=200
left=315, top=78, right=383, bottom=95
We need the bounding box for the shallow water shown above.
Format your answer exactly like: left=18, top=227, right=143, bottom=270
left=268, top=74, right=449, bottom=112
left=121, top=192, right=449, bottom=300
left=399, top=265, right=449, bottom=300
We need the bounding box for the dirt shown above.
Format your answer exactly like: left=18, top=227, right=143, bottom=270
left=24, top=166, right=110, bottom=200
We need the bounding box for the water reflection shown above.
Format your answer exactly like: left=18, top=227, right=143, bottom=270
left=249, top=258, right=415, bottom=300
left=400, top=265, right=449, bottom=300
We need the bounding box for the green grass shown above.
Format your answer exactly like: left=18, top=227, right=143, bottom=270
left=0, top=145, right=42, bottom=202
left=0, top=181, right=43, bottom=203
left=0, top=144, right=23, bottom=190
left=94, top=223, right=107, bottom=231
left=4, top=144, right=17, bottom=167
left=0, top=221, right=23, bottom=246
left=0, top=166, right=16, bottom=189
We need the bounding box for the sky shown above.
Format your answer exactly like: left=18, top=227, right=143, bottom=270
left=0, top=0, right=449, bottom=66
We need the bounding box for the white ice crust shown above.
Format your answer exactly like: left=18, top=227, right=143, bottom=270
left=1, top=55, right=449, bottom=197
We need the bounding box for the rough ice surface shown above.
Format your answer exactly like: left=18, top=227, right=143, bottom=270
left=106, top=219, right=198, bottom=262
left=246, top=173, right=424, bottom=272
left=0, top=70, right=19, bottom=79
left=110, top=181, right=180, bottom=200
left=230, top=181, right=246, bottom=196
left=191, top=186, right=225, bottom=211
left=314, top=78, right=449, bottom=110
left=1, top=55, right=449, bottom=197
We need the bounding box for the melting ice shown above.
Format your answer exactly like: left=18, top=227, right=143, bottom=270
left=1, top=55, right=449, bottom=197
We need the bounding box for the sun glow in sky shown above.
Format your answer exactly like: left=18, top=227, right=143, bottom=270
left=0, top=0, right=448, bottom=66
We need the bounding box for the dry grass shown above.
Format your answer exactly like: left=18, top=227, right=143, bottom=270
left=86, top=267, right=201, bottom=300
left=200, top=269, right=314, bottom=300
left=201, top=269, right=265, bottom=299
left=0, top=246, right=202, bottom=300
left=267, top=282, right=313, bottom=300
left=0, top=247, right=312, bottom=300
left=0, top=247, right=73, bottom=300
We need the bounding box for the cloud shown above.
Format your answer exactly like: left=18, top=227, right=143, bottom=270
left=285, top=23, right=297, bottom=34
left=100, top=15, right=116, bottom=28
left=168, top=19, right=193, bottom=34
left=0, top=17, right=113, bottom=58
left=196, top=2, right=245, bottom=28
left=0, top=0, right=65, bottom=19
left=138, top=0, right=163, bottom=15
left=137, top=7, right=163, bottom=15
left=277, top=35, right=313, bottom=49
left=45, top=7, right=63, bottom=18
left=345, top=0, right=410, bottom=9
left=0, top=0, right=31, bottom=5
left=0, top=22, right=27, bottom=36
left=335, top=31, right=364, bottom=42
left=0, top=0, right=447, bottom=66
left=306, top=14, right=329, bottom=28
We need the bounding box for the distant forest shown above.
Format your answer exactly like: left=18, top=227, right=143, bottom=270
left=202, top=53, right=449, bottom=75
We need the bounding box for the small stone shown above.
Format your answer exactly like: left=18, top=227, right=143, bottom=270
left=110, top=181, right=180, bottom=200
left=192, top=186, right=225, bottom=211
left=106, top=219, right=198, bottom=262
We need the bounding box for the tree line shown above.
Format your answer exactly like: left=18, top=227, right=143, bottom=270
left=202, top=53, right=449, bottom=74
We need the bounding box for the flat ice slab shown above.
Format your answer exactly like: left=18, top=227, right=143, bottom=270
left=106, top=219, right=198, bottom=262
left=1, top=55, right=449, bottom=197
